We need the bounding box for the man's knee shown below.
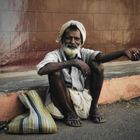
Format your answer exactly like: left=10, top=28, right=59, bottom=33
left=48, top=71, right=64, bottom=82
left=89, top=61, right=104, bottom=74
left=98, top=63, right=104, bottom=74
left=49, top=71, right=62, bottom=78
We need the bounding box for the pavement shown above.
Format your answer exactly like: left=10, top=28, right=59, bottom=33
left=0, top=97, right=140, bottom=140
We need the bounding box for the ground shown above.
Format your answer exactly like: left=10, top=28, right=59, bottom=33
left=0, top=97, right=140, bottom=140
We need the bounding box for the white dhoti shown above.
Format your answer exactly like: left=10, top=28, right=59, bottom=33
left=45, top=88, right=92, bottom=119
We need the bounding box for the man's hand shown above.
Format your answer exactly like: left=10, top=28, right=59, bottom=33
left=125, top=48, right=140, bottom=61
left=73, top=59, right=91, bottom=77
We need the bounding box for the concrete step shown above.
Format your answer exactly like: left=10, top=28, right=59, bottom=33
left=0, top=61, right=140, bottom=92
left=0, top=61, right=140, bottom=121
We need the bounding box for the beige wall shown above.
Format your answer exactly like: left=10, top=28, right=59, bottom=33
left=0, top=0, right=140, bottom=72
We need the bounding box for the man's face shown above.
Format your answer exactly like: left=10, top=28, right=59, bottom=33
left=62, top=30, right=82, bottom=58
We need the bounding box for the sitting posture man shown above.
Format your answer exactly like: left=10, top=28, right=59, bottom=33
left=37, top=20, right=140, bottom=127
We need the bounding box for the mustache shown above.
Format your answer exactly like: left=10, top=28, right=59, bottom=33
left=66, top=44, right=78, bottom=49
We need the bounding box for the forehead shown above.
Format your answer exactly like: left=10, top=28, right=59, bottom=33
left=65, top=30, right=81, bottom=37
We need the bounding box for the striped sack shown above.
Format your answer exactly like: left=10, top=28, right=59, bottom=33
left=7, top=90, right=58, bottom=134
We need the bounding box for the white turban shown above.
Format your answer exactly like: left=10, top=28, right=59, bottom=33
left=56, top=20, right=86, bottom=46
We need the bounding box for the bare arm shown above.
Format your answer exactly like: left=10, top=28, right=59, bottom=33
left=38, top=59, right=91, bottom=76
left=94, top=48, right=140, bottom=63
left=38, top=60, right=74, bottom=75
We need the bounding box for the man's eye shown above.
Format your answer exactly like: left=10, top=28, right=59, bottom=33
left=65, top=37, right=80, bottom=41
left=74, top=37, right=80, bottom=41
left=65, top=37, right=71, bottom=40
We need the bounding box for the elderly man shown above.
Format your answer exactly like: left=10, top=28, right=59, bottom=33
left=37, top=20, right=140, bottom=127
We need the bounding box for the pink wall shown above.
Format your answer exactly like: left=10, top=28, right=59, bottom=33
left=0, top=0, right=140, bottom=72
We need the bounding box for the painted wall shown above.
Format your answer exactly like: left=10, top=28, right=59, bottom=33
left=0, top=0, right=140, bottom=72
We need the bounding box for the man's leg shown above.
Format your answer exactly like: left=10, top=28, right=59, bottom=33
left=88, top=61, right=106, bottom=123
left=48, top=71, right=82, bottom=127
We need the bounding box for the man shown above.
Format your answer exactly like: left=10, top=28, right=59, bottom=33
left=37, top=20, right=140, bottom=127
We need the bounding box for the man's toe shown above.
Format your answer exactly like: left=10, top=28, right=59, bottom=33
left=65, top=117, right=82, bottom=127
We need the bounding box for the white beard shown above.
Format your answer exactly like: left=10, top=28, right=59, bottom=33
left=62, top=44, right=81, bottom=59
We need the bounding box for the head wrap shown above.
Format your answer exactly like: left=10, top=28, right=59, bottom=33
left=56, top=20, right=86, bottom=46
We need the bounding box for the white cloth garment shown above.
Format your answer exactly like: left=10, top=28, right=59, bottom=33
left=46, top=88, right=92, bottom=119
left=37, top=48, right=100, bottom=91
left=56, top=20, right=86, bottom=46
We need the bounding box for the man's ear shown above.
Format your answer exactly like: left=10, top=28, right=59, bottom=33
left=80, top=33, right=83, bottom=44
left=61, top=36, right=65, bottom=44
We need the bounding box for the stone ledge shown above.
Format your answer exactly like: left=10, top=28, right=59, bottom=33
left=0, top=75, right=140, bottom=121
left=99, top=75, right=140, bottom=104
left=0, top=61, right=140, bottom=92
left=0, top=61, right=140, bottom=121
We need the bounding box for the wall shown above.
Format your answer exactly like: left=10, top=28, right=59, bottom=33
left=0, top=0, right=140, bottom=72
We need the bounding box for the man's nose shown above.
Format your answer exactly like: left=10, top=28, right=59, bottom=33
left=71, top=38, right=76, bottom=44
